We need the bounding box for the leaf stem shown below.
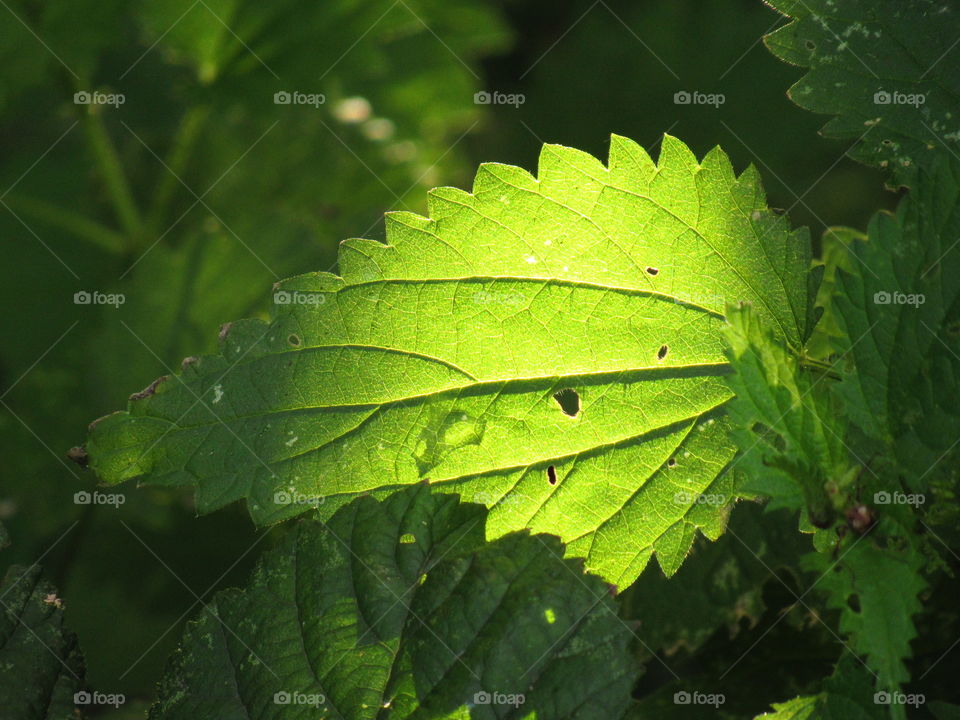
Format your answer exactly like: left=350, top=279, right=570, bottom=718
left=797, top=356, right=842, bottom=380
left=145, top=105, right=211, bottom=236
left=4, top=194, right=126, bottom=254
left=81, top=109, right=143, bottom=246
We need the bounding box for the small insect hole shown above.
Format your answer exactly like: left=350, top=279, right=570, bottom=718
left=657, top=344, right=669, bottom=360
left=287, top=333, right=301, bottom=347
left=547, top=465, right=558, bottom=485
left=645, top=266, right=659, bottom=276
left=805, top=39, right=816, bottom=50
left=553, top=388, right=580, bottom=417
left=667, top=457, right=676, bottom=468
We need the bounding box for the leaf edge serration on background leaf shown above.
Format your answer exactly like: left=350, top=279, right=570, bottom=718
left=85, top=133, right=815, bottom=588
left=149, top=484, right=639, bottom=720
left=763, top=0, right=960, bottom=184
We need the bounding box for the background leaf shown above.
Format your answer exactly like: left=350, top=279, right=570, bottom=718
left=151, top=485, right=638, bottom=719
left=764, top=0, right=960, bottom=183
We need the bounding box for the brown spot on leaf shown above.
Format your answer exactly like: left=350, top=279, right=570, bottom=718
left=129, top=376, right=168, bottom=401
left=67, top=446, right=88, bottom=468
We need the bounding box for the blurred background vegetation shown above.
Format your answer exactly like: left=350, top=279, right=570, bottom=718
left=0, top=0, right=898, bottom=714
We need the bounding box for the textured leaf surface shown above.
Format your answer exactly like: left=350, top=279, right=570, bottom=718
left=87, top=134, right=814, bottom=586
left=151, top=485, right=637, bottom=720
left=805, top=528, right=925, bottom=692
left=0, top=563, right=85, bottom=719
left=723, top=303, right=847, bottom=524
left=832, top=155, right=960, bottom=485
left=765, top=0, right=960, bottom=182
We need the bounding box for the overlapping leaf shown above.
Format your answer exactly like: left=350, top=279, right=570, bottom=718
left=831, top=155, right=960, bottom=486
left=805, top=529, right=925, bottom=695
left=622, top=502, right=809, bottom=656
left=87, top=134, right=815, bottom=587
left=723, top=303, right=847, bottom=525
left=151, top=485, right=637, bottom=720
left=0, top=543, right=85, bottom=719
left=765, top=0, right=960, bottom=183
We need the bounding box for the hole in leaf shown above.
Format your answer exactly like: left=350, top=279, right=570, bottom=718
left=667, top=457, right=676, bottom=468
left=553, top=388, right=580, bottom=417
left=547, top=465, right=558, bottom=485
left=805, top=39, right=816, bottom=50
left=657, top=344, right=669, bottom=360
left=287, top=333, right=301, bottom=346
left=400, top=533, right=416, bottom=544
left=645, top=266, right=659, bottom=276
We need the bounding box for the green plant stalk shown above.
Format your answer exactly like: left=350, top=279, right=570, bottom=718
left=145, top=105, right=211, bottom=237
left=4, top=194, right=125, bottom=254
left=82, top=110, right=143, bottom=246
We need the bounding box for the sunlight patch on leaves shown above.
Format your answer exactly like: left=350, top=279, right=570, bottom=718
left=86, top=134, right=815, bottom=587
left=150, top=485, right=637, bottom=720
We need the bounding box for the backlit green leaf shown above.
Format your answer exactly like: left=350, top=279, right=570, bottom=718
left=87, top=134, right=815, bottom=586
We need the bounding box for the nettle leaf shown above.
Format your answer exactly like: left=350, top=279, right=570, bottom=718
left=622, top=502, right=810, bottom=656
left=755, top=695, right=819, bottom=720
left=832, top=155, right=960, bottom=486
left=723, top=303, right=848, bottom=526
left=755, top=657, right=878, bottom=720
left=804, top=525, right=926, bottom=693
left=765, top=0, right=960, bottom=182
left=0, top=563, right=85, bottom=719
left=150, top=485, right=637, bottom=720
left=86, top=134, right=815, bottom=587
left=806, top=227, right=864, bottom=361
